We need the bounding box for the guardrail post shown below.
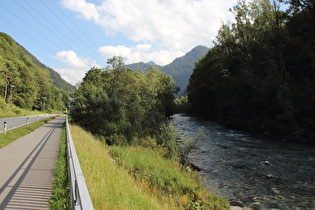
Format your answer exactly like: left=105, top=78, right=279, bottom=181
left=4, top=122, right=7, bottom=134
left=37, top=116, right=39, bottom=122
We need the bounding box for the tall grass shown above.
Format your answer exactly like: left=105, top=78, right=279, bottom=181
left=110, top=146, right=229, bottom=209
left=70, top=124, right=230, bottom=210
left=50, top=124, right=70, bottom=209
left=70, top=124, right=178, bottom=210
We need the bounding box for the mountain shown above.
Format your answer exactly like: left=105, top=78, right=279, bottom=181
left=161, top=46, right=209, bottom=95
left=125, top=61, right=160, bottom=71
left=0, top=32, right=71, bottom=111
left=17, top=43, right=75, bottom=92
left=125, top=46, right=209, bottom=96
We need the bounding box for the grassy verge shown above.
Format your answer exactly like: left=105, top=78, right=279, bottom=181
left=0, top=116, right=57, bottom=148
left=70, top=124, right=175, bottom=209
left=0, top=97, right=62, bottom=118
left=110, top=146, right=229, bottom=209
left=70, top=124, right=230, bottom=210
left=50, top=124, right=70, bottom=209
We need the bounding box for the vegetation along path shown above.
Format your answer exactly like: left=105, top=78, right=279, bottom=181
left=0, top=116, right=64, bottom=209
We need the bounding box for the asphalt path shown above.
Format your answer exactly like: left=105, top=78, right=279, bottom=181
left=0, top=114, right=59, bottom=133
left=0, top=116, right=65, bottom=209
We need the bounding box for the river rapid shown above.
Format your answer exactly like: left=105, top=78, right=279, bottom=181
left=172, top=114, right=315, bottom=209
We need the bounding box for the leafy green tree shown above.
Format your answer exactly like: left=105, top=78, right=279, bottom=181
left=0, top=32, right=70, bottom=113
left=188, top=0, right=315, bottom=142
left=71, top=57, right=177, bottom=145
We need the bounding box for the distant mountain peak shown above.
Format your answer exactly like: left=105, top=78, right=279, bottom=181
left=125, top=61, right=160, bottom=71
left=147, top=61, right=157, bottom=66
left=126, top=45, right=209, bottom=96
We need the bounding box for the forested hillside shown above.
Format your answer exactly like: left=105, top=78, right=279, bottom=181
left=188, top=0, right=315, bottom=142
left=18, top=43, right=75, bottom=92
left=0, top=32, right=71, bottom=112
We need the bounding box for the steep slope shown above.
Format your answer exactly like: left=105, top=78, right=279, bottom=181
left=0, top=32, right=69, bottom=111
left=161, top=46, right=209, bottom=95
left=17, top=43, right=75, bottom=92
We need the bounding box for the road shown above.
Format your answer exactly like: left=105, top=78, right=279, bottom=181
left=0, top=114, right=58, bottom=133
left=0, top=116, right=65, bottom=209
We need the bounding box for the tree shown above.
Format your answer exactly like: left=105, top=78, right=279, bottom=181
left=188, top=0, right=315, bottom=142
left=71, top=57, right=178, bottom=145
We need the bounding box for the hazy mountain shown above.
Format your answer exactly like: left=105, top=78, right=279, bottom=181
left=125, top=45, right=209, bottom=96
left=161, top=46, right=209, bottom=95
left=125, top=61, right=160, bottom=71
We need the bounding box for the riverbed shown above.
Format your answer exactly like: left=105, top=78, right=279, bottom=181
left=172, top=114, right=315, bottom=209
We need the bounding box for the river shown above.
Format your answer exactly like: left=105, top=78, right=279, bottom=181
left=172, top=114, right=315, bottom=209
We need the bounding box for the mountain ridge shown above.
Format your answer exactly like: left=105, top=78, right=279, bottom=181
left=125, top=45, right=209, bottom=96
left=0, top=32, right=70, bottom=111
left=17, top=43, right=75, bottom=92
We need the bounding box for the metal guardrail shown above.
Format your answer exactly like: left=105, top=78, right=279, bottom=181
left=66, top=116, right=94, bottom=210
left=0, top=114, right=58, bottom=134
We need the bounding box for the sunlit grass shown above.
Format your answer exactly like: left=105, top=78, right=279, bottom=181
left=0, top=100, right=47, bottom=118
left=70, top=124, right=230, bottom=210
left=50, top=124, right=70, bottom=209
left=70, top=124, right=177, bottom=210
left=110, top=146, right=230, bottom=209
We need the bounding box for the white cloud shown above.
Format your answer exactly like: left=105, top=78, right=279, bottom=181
left=98, top=44, right=182, bottom=65
left=61, top=0, right=100, bottom=22
left=61, top=0, right=238, bottom=65
left=57, top=68, right=84, bottom=86
left=55, top=50, right=89, bottom=68
left=54, top=50, right=100, bottom=85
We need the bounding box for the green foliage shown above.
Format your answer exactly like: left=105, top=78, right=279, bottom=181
left=50, top=125, right=70, bottom=210
left=174, top=95, right=191, bottom=113
left=180, top=127, right=205, bottom=162
left=0, top=32, right=71, bottom=114
left=71, top=124, right=229, bottom=209
left=71, top=57, right=178, bottom=145
left=155, top=124, right=179, bottom=159
left=0, top=97, right=45, bottom=117
left=17, top=43, right=75, bottom=92
left=188, top=0, right=315, bottom=142
left=109, top=146, right=230, bottom=209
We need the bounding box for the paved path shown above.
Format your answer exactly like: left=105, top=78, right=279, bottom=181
left=0, top=116, right=65, bottom=209
left=0, top=114, right=59, bottom=133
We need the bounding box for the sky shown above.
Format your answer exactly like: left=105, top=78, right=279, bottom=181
left=0, top=0, right=239, bottom=85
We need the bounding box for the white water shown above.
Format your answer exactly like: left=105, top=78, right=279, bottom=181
left=173, top=114, right=315, bottom=209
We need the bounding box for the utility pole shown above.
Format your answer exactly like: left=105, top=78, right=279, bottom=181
left=10, top=85, right=15, bottom=115
left=0, top=71, right=8, bottom=102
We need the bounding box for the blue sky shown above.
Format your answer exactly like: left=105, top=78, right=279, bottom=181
left=0, top=0, right=239, bottom=85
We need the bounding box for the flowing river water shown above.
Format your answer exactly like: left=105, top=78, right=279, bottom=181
left=172, top=114, right=315, bottom=209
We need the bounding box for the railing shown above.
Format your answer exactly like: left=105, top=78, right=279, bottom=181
left=0, top=114, right=58, bottom=134
left=66, top=116, right=94, bottom=210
